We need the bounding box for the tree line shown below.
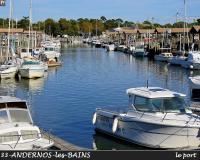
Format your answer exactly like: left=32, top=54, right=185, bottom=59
left=0, top=16, right=200, bottom=36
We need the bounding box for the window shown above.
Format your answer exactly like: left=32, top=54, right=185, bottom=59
left=134, top=96, right=153, bottom=112
left=162, top=97, right=187, bottom=112
left=21, top=130, right=39, bottom=140
left=21, top=49, right=27, bottom=52
left=0, top=132, right=19, bottom=143
left=7, top=102, right=27, bottom=109
left=151, top=99, right=163, bottom=112
left=0, top=111, right=9, bottom=123
left=133, top=96, right=188, bottom=113
left=9, top=110, right=31, bottom=123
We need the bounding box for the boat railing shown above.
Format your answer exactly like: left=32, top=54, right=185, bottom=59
left=0, top=131, right=53, bottom=149
left=96, top=108, right=127, bottom=115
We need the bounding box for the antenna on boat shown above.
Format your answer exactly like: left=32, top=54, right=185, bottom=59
left=146, top=55, right=150, bottom=89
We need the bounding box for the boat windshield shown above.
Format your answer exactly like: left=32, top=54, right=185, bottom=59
left=23, top=60, right=40, bottom=65
left=45, top=47, right=54, bottom=51
left=0, top=110, right=9, bottom=124
left=134, top=96, right=189, bottom=113
left=9, top=110, right=32, bottom=123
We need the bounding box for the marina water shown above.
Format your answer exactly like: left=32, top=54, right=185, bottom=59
left=0, top=44, right=199, bottom=150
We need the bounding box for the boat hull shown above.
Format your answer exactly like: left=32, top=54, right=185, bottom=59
left=0, top=66, right=18, bottom=79
left=19, top=68, right=44, bottom=79
left=154, top=56, right=172, bottom=62
left=133, top=51, right=147, bottom=57
left=94, top=113, right=200, bottom=149
left=106, top=45, right=115, bottom=52
left=0, top=71, right=16, bottom=79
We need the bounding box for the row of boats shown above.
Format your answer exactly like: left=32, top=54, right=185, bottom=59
left=0, top=39, right=64, bottom=150
left=88, top=39, right=200, bottom=70
left=0, top=39, right=61, bottom=79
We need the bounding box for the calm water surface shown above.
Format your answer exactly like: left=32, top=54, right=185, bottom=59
left=1, top=44, right=200, bottom=150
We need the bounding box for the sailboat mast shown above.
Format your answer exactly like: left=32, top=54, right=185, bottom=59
left=28, top=0, right=32, bottom=53
left=95, top=19, right=97, bottom=37
left=7, top=0, right=12, bottom=60
left=183, top=0, right=186, bottom=53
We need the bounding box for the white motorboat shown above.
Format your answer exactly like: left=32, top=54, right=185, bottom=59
left=0, top=65, right=18, bottom=79
left=0, top=96, right=54, bottom=150
left=0, top=58, right=22, bottom=79
left=181, top=51, right=200, bottom=70
left=106, top=44, right=115, bottom=52
left=19, top=58, right=45, bottom=79
left=116, top=45, right=127, bottom=52
left=42, top=46, right=61, bottom=60
left=133, top=45, right=147, bottom=57
left=155, top=52, right=173, bottom=62
left=93, top=87, right=200, bottom=149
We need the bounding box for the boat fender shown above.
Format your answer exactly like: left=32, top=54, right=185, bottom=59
left=190, top=65, right=194, bottom=69
left=112, top=117, right=119, bottom=133
left=92, top=112, right=97, bottom=125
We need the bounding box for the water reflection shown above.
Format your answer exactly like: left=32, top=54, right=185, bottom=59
left=93, top=133, right=147, bottom=150
left=19, top=77, right=45, bottom=92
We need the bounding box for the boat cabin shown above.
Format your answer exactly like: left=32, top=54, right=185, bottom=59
left=44, top=46, right=57, bottom=52
left=126, top=87, right=189, bottom=113
left=20, top=48, right=33, bottom=58
left=0, top=96, right=32, bottom=124
left=159, top=52, right=173, bottom=57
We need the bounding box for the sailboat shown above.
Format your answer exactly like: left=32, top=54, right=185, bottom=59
left=19, top=0, right=45, bottom=78
left=154, top=31, right=173, bottom=62
left=0, top=0, right=19, bottom=79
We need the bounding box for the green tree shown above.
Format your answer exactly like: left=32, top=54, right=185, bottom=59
left=18, top=16, right=29, bottom=30
left=100, top=16, right=107, bottom=22
left=173, top=21, right=184, bottom=28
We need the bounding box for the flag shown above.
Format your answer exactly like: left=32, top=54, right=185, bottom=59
left=0, top=0, right=6, bottom=6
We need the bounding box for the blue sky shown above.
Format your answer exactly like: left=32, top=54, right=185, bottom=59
left=0, top=0, right=200, bottom=24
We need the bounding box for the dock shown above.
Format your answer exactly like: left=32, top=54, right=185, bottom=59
left=43, top=131, right=88, bottom=151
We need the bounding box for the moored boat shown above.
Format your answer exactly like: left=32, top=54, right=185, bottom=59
left=154, top=52, right=173, bottom=62
left=19, top=57, right=45, bottom=79
left=0, top=96, right=54, bottom=150
left=106, top=44, right=115, bottom=52
left=93, top=87, right=200, bottom=149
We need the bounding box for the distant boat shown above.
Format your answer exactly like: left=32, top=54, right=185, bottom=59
left=42, top=46, right=61, bottom=59
left=93, top=87, right=200, bottom=149
left=47, top=58, right=62, bottom=67
left=0, top=96, right=54, bottom=150
left=116, top=45, right=127, bottom=52
left=133, top=45, right=147, bottom=57
left=106, top=44, right=115, bottom=52
left=181, top=51, right=200, bottom=69
left=154, top=51, right=173, bottom=62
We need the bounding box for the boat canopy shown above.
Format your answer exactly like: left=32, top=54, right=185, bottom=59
left=127, top=87, right=185, bottom=99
